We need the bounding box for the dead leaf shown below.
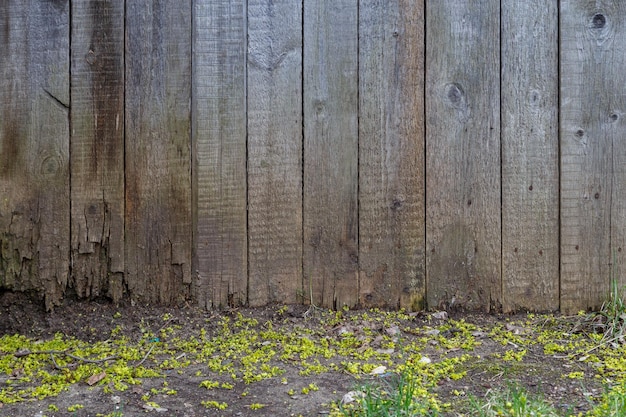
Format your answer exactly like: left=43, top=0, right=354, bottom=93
left=370, top=365, right=387, bottom=375
left=505, top=323, right=525, bottom=334
left=86, top=371, right=106, bottom=386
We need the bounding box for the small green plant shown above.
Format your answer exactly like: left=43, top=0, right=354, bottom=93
left=468, top=383, right=561, bottom=417
left=201, top=400, right=228, bottom=409
left=335, top=371, right=440, bottom=416
left=572, top=254, right=626, bottom=346
left=597, top=275, right=626, bottom=342
left=588, top=383, right=626, bottom=417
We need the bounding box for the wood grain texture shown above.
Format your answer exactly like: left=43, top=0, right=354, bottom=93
left=358, top=0, right=425, bottom=310
left=304, top=0, right=359, bottom=309
left=0, top=0, right=70, bottom=310
left=560, top=2, right=626, bottom=313
left=70, top=0, right=125, bottom=302
left=425, top=1, right=501, bottom=312
left=125, top=0, right=192, bottom=305
left=193, top=0, right=248, bottom=309
left=501, top=0, right=559, bottom=312
left=247, top=0, right=303, bottom=307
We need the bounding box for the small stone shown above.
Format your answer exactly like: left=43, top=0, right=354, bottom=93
left=432, top=311, right=448, bottom=320
left=385, top=325, right=401, bottom=336
left=342, top=391, right=365, bottom=405
left=143, top=403, right=168, bottom=412
left=370, top=365, right=387, bottom=375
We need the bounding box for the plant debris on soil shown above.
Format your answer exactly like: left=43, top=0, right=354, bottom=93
left=1, top=291, right=626, bottom=416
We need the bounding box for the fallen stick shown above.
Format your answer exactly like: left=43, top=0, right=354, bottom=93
left=14, top=349, right=118, bottom=369
left=134, top=343, right=155, bottom=368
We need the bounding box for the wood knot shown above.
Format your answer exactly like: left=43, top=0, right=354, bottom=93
left=85, top=50, right=97, bottom=65
left=528, top=89, right=541, bottom=106
left=39, top=154, right=62, bottom=178
left=591, top=13, right=606, bottom=29
left=445, top=83, right=465, bottom=108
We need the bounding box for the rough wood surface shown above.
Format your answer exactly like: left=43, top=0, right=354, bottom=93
left=501, top=0, right=559, bottom=312
left=247, top=0, right=303, bottom=307
left=560, top=2, right=626, bottom=313
left=304, top=0, right=359, bottom=309
left=193, top=0, right=248, bottom=308
left=358, top=0, right=425, bottom=310
left=70, top=0, right=125, bottom=302
left=125, top=0, right=192, bottom=305
left=425, top=1, right=501, bottom=312
left=0, top=0, right=70, bottom=310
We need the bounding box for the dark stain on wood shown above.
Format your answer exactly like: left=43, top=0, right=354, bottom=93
left=2, top=9, right=10, bottom=48
left=0, top=117, right=24, bottom=178
left=90, top=0, right=123, bottom=171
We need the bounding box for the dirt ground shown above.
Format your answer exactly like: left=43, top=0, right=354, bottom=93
left=0, top=291, right=613, bottom=417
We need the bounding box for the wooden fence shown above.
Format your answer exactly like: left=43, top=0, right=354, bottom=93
left=1, top=0, right=624, bottom=313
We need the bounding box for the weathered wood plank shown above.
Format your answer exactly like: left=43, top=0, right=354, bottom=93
left=425, top=1, right=501, bottom=312
left=358, top=0, right=425, bottom=310
left=247, top=0, right=303, bottom=307
left=0, top=0, right=70, bottom=310
left=501, top=0, right=559, bottom=312
left=70, top=0, right=125, bottom=303
left=125, top=0, right=192, bottom=305
left=303, top=0, right=359, bottom=309
left=560, top=2, right=626, bottom=313
left=193, top=0, right=248, bottom=309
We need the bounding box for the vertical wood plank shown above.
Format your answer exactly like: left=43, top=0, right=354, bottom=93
left=501, top=0, right=559, bottom=312
left=193, top=0, right=248, bottom=308
left=425, top=1, right=501, bottom=312
left=247, top=0, right=303, bottom=307
left=304, top=0, right=359, bottom=309
left=125, top=0, right=192, bottom=305
left=358, top=0, right=425, bottom=310
left=0, top=0, right=70, bottom=310
left=70, top=0, right=125, bottom=302
left=560, top=2, right=626, bottom=313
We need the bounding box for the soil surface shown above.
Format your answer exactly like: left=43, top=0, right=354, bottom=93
left=0, top=292, right=612, bottom=416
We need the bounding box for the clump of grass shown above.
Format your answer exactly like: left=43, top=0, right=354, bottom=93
left=596, top=277, right=626, bottom=343
left=468, top=383, right=562, bottom=417
left=334, top=371, right=440, bottom=416
left=588, top=383, right=626, bottom=417
left=571, top=253, right=626, bottom=345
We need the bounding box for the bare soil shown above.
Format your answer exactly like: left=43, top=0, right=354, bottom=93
left=0, top=292, right=607, bottom=417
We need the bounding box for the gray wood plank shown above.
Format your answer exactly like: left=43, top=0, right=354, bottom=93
left=304, top=0, right=359, bottom=309
left=501, top=0, right=559, bottom=312
left=560, top=2, right=626, bottom=313
left=193, top=0, right=248, bottom=308
left=0, top=0, right=70, bottom=310
left=425, top=1, right=501, bottom=312
left=70, top=0, right=125, bottom=303
left=125, top=0, right=192, bottom=305
left=358, top=0, right=425, bottom=310
left=247, top=0, right=303, bottom=307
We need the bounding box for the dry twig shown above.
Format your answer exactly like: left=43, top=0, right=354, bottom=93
left=14, top=349, right=118, bottom=369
